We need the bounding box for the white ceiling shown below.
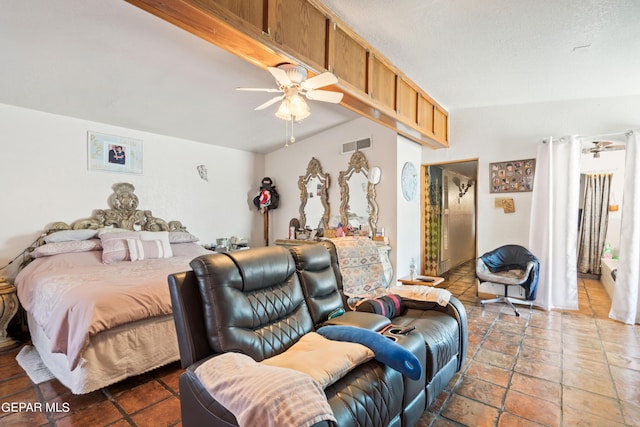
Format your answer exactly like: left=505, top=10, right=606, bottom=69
left=2, top=1, right=639, bottom=154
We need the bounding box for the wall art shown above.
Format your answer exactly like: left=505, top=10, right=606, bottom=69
left=87, top=131, right=143, bottom=174
left=489, top=158, right=535, bottom=193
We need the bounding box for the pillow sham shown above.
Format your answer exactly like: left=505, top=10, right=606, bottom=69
left=31, top=239, right=102, bottom=258
left=100, top=231, right=140, bottom=264
left=127, top=238, right=172, bottom=261
left=44, top=229, right=97, bottom=243
left=96, top=227, right=132, bottom=237
left=100, top=231, right=173, bottom=264
left=139, top=231, right=172, bottom=257
left=168, top=231, right=199, bottom=244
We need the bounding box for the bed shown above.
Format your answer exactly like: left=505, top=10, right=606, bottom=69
left=14, top=182, right=210, bottom=394
left=600, top=257, right=618, bottom=300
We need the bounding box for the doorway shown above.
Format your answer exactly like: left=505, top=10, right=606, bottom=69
left=422, top=159, right=478, bottom=276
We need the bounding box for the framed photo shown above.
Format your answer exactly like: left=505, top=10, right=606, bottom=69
left=87, top=131, right=143, bottom=174
left=489, top=158, right=535, bottom=193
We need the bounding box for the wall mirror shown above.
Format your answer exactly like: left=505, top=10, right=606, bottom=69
left=298, top=157, right=330, bottom=230
left=339, top=151, right=379, bottom=233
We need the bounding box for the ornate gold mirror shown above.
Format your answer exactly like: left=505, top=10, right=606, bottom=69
left=298, top=157, right=330, bottom=229
left=339, top=151, right=379, bottom=233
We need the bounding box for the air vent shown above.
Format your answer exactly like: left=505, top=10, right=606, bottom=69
left=341, top=137, right=372, bottom=154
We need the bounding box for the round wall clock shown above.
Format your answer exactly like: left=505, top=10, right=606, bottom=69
left=401, top=162, right=418, bottom=201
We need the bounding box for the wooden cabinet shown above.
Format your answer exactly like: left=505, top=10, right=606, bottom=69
left=396, top=78, right=418, bottom=123
left=330, top=24, right=368, bottom=93
left=268, top=0, right=328, bottom=70
left=369, top=55, right=396, bottom=110
left=434, top=106, right=448, bottom=142
left=127, top=0, right=449, bottom=148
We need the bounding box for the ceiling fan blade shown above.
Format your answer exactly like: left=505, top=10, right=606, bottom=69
left=236, top=87, right=282, bottom=93
left=301, top=72, right=338, bottom=90
left=604, top=145, right=626, bottom=151
left=254, top=94, right=285, bottom=111
left=594, top=140, right=613, bottom=148
left=267, top=67, right=292, bottom=87
left=305, top=89, right=343, bottom=103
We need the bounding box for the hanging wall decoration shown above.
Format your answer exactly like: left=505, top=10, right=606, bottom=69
left=252, top=177, right=280, bottom=246
left=87, top=131, right=143, bottom=175
left=489, top=158, right=535, bottom=193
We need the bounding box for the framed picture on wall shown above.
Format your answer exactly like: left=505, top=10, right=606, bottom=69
left=87, top=131, right=143, bottom=174
left=489, top=158, right=535, bottom=193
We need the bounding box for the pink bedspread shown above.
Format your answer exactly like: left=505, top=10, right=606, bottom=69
left=15, top=243, right=209, bottom=370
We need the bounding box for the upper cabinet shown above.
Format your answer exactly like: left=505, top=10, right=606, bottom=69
left=268, top=0, right=328, bottom=70
left=127, top=0, right=449, bottom=148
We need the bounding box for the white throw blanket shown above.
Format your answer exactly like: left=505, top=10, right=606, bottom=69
left=391, top=285, right=452, bottom=306
left=195, top=353, right=336, bottom=427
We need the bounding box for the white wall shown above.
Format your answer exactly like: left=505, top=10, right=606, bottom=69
left=424, top=95, right=640, bottom=254
left=395, top=135, right=422, bottom=278
left=265, top=117, right=400, bottom=272
left=0, top=103, right=265, bottom=269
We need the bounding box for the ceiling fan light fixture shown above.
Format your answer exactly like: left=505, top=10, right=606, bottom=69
left=275, top=94, right=310, bottom=121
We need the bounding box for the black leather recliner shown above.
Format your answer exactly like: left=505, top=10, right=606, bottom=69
left=169, top=245, right=467, bottom=426
left=290, top=242, right=468, bottom=410
left=170, top=246, right=409, bottom=427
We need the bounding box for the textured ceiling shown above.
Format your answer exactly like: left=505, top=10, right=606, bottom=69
left=321, top=0, right=640, bottom=110
left=1, top=1, right=639, bottom=153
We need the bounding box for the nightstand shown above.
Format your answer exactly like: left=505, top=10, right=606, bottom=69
left=0, top=280, right=19, bottom=351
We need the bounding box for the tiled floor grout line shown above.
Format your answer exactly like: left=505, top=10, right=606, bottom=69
left=584, top=278, right=628, bottom=425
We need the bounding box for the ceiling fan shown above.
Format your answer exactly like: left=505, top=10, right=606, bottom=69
left=582, top=141, right=626, bottom=158
left=236, top=63, right=344, bottom=120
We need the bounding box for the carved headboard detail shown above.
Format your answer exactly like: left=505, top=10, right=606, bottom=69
left=46, top=182, right=188, bottom=234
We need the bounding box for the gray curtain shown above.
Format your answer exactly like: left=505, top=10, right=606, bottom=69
left=577, top=173, right=612, bottom=274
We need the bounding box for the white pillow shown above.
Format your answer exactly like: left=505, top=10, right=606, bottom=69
left=96, top=227, right=133, bottom=237
left=168, top=231, right=199, bottom=243
left=261, top=332, right=373, bottom=388
left=44, top=229, right=97, bottom=243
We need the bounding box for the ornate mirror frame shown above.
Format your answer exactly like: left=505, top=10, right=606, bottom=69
left=339, top=151, right=379, bottom=233
left=298, top=157, right=330, bottom=229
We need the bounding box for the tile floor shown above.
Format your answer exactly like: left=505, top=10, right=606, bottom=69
left=0, top=261, right=638, bottom=426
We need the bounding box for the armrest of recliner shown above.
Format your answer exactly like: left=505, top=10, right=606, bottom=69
left=402, top=296, right=468, bottom=371
left=168, top=271, right=214, bottom=368
left=321, top=311, right=391, bottom=331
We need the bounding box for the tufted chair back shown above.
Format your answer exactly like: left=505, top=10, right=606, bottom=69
left=189, top=246, right=314, bottom=361
left=289, top=244, right=345, bottom=327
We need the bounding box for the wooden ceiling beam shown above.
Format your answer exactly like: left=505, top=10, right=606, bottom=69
left=126, top=0, right=448, bottom=148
